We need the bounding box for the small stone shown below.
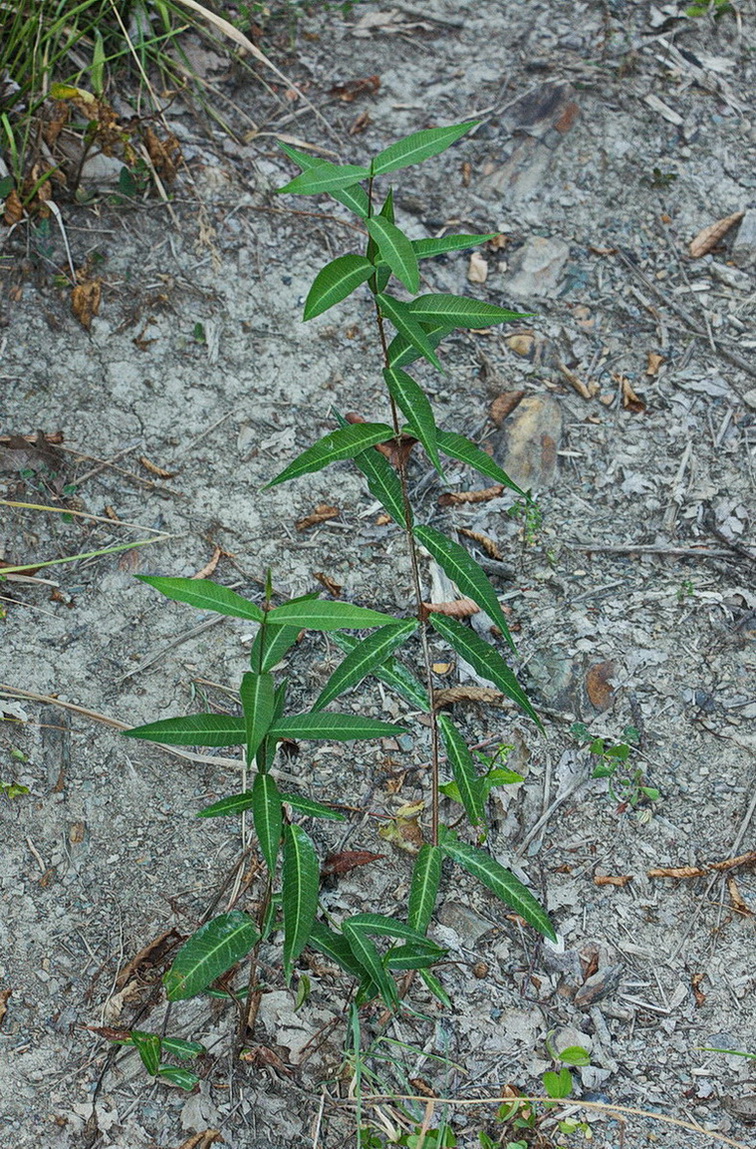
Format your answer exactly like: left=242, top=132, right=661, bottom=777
left=731, top=209, right=756, bottom=268
left=507, top=236, right=570, bottom=298
left=491, top=394, right=562, bottom=491
left=438, top=900, right=493, bottom=944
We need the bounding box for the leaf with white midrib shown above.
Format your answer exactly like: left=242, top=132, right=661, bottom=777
left=164, top=911, right=259, bottom=1000
left=282, top=824, right=319, bottom=979
left=240, top=671, right=275, bottom=763
left=312, top=620, right=418, bottom=711
left=407, top=844, right=442, bottom=935
left=371, top=122, right=478, bottom=176
left=272, top=713, right=405, bottom=740
left=137, top=576, right=264, bottom=621
left=408, top=293, right=528, bottom=328
left=303, top=254, right=375, bottom=321
left=342, top=921, right=398, bottom=1008
left=436, top=430, right=525, bottom=496
left=366, top=216, right=419, bottom=293
left=265, top=597, right=402, bottom=631
left=377, top=293, right=443, bottom=372
left=264, top=423, right=394, bottom=488
left=253, top=772, right=282, bottom=873
left=123, top=713, right=245, bottom=747
left=383, top=366, right=441, bottom=473
left=438, top=713, right=485, bottom=826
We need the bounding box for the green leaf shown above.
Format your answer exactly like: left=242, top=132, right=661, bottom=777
left=366, top=217, right=419, bottom=293
left=312, top=620, right=418, bottom=711
left=164, top=911, right=259, bottom=1000
left=371, top=122, right=478, bottom=176
left=278, top=161, right=370, bottom=195
left=438, top=714, right=485, bottom=826
left=383, top=366, right=441, bottom=472
left=384, top=942, right=444, bottom=971
left=387, top=319, right=452, bottom=370
left=440, top=834, right=555, bottom=941
left=308, top=920, right=375, bottom=983
left=303, top=254, right=375, bottom=321
left=280, top=793, right=346, bottom=820
left=253, top=772, right=283, bottom=872
left=264, top=423, right=394, bottom=488
left=249, top=624, right=301, bottom=673
left=156, top=1066, right=200, bottom=1090
left=197, top=790, right=255, bottom=817
left=558, top=1045, right=591, bottom=1067
left=131, top=1030, right=161, bottom=1076
left=124, top=714, right=245, bottom=747
left=543, top=1068, right=573, bottom=1099
left=160, top=1037, right=206, bottom=1058
left=276, top=141, right=369, bottom=216
left=436, top=429, right=525, bottom=495
left=272, top=713, right=405, bottom=741
left=409, top=294, right=527, bottom=328
left=428, top=613, right=540, bottom=728
left=330, top=631, right=430, bottom=711
left=408, top=843, right=442, bottom=934
left=342, top=921, right=398, bottom=1008
left=414, top=524, right=515, bottom=650
left=136, top=576, right=263, bottom=621
left=266, top=597, right=402, bottom=631
left=353, top=440, right=407, bottom=523
left=345, top=913, right=440, bottom=945
left=377, top=293, right=443, bottom=372
left=412, top=234, right=498, bottom=259
left=419, top=967, right=452, bottom=1008
left=240, top=671, right=275, bottom=763
left=282, top=824, right=319, bottom=979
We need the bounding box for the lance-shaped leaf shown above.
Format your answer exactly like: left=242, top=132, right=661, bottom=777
left=282, top=823, right=319, bottom=979
left=272, top=713, right=405, bottom=741
left=265, top=422, right=394, bottom=488
left=383, top=366, right=441, bottom=473
left=308, top=920, right=375, bottom=983
left=240, top=671, right=275, bottom=763
left=428, top=613, right=540, bottom=728
left=342, top=920, right=398, bottom=1008
left=331, top=631, right=430, bottom=711
left=441, top=834, right=556, bottom=941
left=371, top=121, right=478, bottom=176
left=303, top=254, right=375, bottom=321
left=346, top=912, right=439, bottom=946
left=164, top=911, right=259, bottom=1000
left=257, top=679, right=289, bottom=774
left=131, top=1030, right=161, bottom=1076
left=278, top=160, right=370, bottom=195
left=280, top=793, right=346, bottom=821
left=387, top=319, right=452, bottom=370
left=249, top=624, right=301, bottom=673
left=198, top=786, right=345, bottom=821
left=312, top=619, right=418, bottom=711
left=157, top=1066, right=199, bottom=1090
left=436, top=429, right=525, bottom=496
left=277, top=141, right=369, bottom=217
left=412, top=234, right=498, bottom=259
left=253, top=771, right=282, bottom=872
left=332, top=406, right=407, bottom=524
left=266, top=597, right=403, bottom=631
left=419, top=967, right=452, bottom=1008
left=377, top=293, right=443, bottom=372
left=414, top=524, right=515, bottom=650
left=136, top=576, right=263, bottom=621
left=124, top=713, right=245, bottom=747
left=408, top=843, right=442, bottom=934
left=384, top=943, right=445, bottom=971
left=366, top=216, right=419, bottom=293
left=198, top=790, right=255, bottom=817
left=438, top=713, right=485, bottom=826
left=408, top=294, right=527, bottom=328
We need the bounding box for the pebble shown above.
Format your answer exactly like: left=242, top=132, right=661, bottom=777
left=507, top=236, right=570, bottom=298
left=731, top=209, right=756, bottom=268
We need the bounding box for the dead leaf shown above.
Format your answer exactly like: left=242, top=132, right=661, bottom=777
left=707, top=849, right=756, bottom=872
left=586, top=660, right=615, bottom=712
left=617, top=374, right=646, bottom=414
left=488, top=391, right=525, bottom=427
left=689, top=210, right=744, bottom=258
left=115, top=928, right=183, bottom=989
left=329, top=75, right=380, bottom=101
left=175, top=1131, right=224, bottom=1149
left=467, top=252, right=488, bottom=284
left=727, top=874, right=752, bottom=915
left=118, top=548, right=143, bottom=573
left=691, top=972, right=706, bottom=1008
left=593, top=874, right=632, bottom=887
left=0, top=430, right=63, bottom=446
left=0, top=988, right=11, bottom=1029
left=434, top=686, right=504, bottom=709
left=69, top=821, right=86, bottom=844
left=71, top=278, right=101, bottom=330
left=144, top=127, right=181, bottom=183
left=349, top=110, right=372, bottom=135
left=138, top=455, right=176, bottom=478
left=647, top=865, right=707, bottom=879
left=375, top=513, right=392, bottom=526
left=378, top=808, right=424, bottom=854
left=422, top=597, right=480, bottom=619
left=295, top=504, right=340, bottom=531
left=432, top=662, right=453, bottom=674
left=3, top=189, right=24, bottom=226
left=646, top=351, right=665, bottom=376
left=506, top=332, right=535, bottom=359
left=313, top=571, right=343, bottom=596
left=240, top=1045, right=293, bottom=1075
left=439, top=484, right=505, bottom=507
left=558, top=361, right=597, bottom=399
left=191, top=546, right=222, bottom=580
left=0, top=431, right=64, bottom=475
left=457, top=528, right=504, bottom=561
left=461, top=161, right=472, bottom=187
left=322, top=850, right=384, bottom=875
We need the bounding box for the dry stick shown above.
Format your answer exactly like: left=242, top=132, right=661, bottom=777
left=571, top=543, right=735, bottom=558
left=0, top=499, right=168, bottom=534
left=345, top=1093, right=752, bottom=1149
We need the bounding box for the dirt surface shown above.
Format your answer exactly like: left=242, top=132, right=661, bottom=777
left=2, top=2, right=756, bottom=1147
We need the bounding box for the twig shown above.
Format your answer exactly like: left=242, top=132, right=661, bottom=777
left=571, top=543, right=735, bottom=558
left=0, top=499, right=168, bottom=534
left=118, top=614, right=228, bottom=680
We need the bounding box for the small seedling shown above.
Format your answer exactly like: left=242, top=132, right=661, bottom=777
left=686, top=0, right=733, bottom=17
left=571, top=723, right=659, bottom=812
left=508, top=498, right=543, bottom=546
left=0, top=780, right=30, bottom=800
left=676, top=578, right=695, bottom=603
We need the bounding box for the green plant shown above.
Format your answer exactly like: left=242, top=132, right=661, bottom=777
left=508, top=497, right=543, bottom=546
left=122, top=121, right=554, bottom=1090
left=686, top=0, right=733, bottom=17
left=101, top=1028, right=206, bottom=1090
left=677, top=578, right=695, bottom=603
left=571, top=723, right=659, bottom=811
left=480, top=1045, right=591, bottom=1148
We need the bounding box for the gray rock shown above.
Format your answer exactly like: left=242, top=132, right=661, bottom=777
left=731, top=209, right=756, bottom=268
left=507, top=236, right=570, bottom=298
left=491, top=394, right=563, bottom=492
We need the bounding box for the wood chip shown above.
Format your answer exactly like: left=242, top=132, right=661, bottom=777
left=689, top=210, right=744, bottom=258
left=0, top=988, right=11, bottom=1029
left=594, top=874, right=632, bottom=887
left=558, top=361, right=597, bottom=399
left=467, top=252, right=488, bottom=283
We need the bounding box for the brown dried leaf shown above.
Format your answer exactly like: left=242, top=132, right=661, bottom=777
left=343, top=411, right=417, bottom=469
left=71, top=279, right=101, bottom=330
left=3, top=189, right=24, bottom=226
left=506, top=332, right=535, bottom=359
left=461, top=161, right=472, bottom=187
left=593, top=874, right=632, bottom=887
left=240, top=1045, right=293, bottom=1075
left=457, top=527, right=504, bottom=560
left=0, top=430, right=63, bottom=446
left=115, top=928, right=183, bottom=989
left=295, top=504, right=340, bottom=531
left=375, top=513, right=392, bottom=526
left=647, top=865, right=707, bottom=879
left=379, top=812, right=424, bottom=854
left=432, top=662, right=453, bottom=674
left=689, top=210, right=744, bottom=258
left=617, top=374, right=646, bottom=414
left=313, top=571, right=343, bottom=596
left=0, top=988, right=11, bottom=1029
left=191, top=546, right=222, bottom=580
left=144, top=127, right=181, bottom=183
left=175, top=1131, right=224, bottom=1149
left=118, top=548, right=143, bottom=573
left=349, top=110, right=372, bottom=135
left=439, top=484, right=505, bottom=507
left=727, top=873, right=752, bottom=915
left=86, top=1024, right=132, bottom=1042
left=322, top=849, right=384, bottom=876
left=708, top=849, right=756, bottom=872
left=467, top=252, right=488, bottom=284
left=558, top=361, right=597, bottom=399
left=0, top=431, right=63, bottom=474
left=422, top=597, right=480, bottom=619
left=646, top=351, right=665, bottom=377
left=69, top=821, right=86, bottom=844
left=586, top=660, right=615, bottom=712
left=691, top=971, right=706, bottom=1008
left=434, top=686, right=504, bottom=709
left=329, top=74, right=380, bottom=101
left=138, top=455, right=176, bottom=478
left=488, top=390, right=525, bottom=427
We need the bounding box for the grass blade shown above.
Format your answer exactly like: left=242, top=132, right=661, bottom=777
left=366, top=216, right=419, bottom=293
left=408, top=843, right=442, bottom=934
left=441, top=833, right=556, bottom=941
left=164, top=911, right=259, bottom=1000
left=412, top=234, right=498, bottom=258
left=438, top=713, right=485, bottom=826
left=436, top=429, right=525, bottom=496
left=303, top=254, right=374, bottom=320
left=253, top=772, right=283, bottom=872
left=428, top=612, right=540, bottom=728
left=240, top=671, right=275, bottom=763
left=264, top=423, right=394, bottom=487
left=136, top=576, right=264, bottom=621
left=265, top=598, right=402, bottom=631
left=377, top=293, right=443, bottom=372
left=272, top=713, right=405, bottom=741
left=278, top=161, right=370, bottom=195
left=371, top=122, right=478, bottom=176
left=312, top=619, right=418, bottom=710
left=408, top=294, right=528, bottom=328
left=414, top=524, right=515, bottom=650
left=282, top=824, right=319, bottom=979
left=123, top=714, right=245, bottom=747
left=383, top=366, right=441, bottom=472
